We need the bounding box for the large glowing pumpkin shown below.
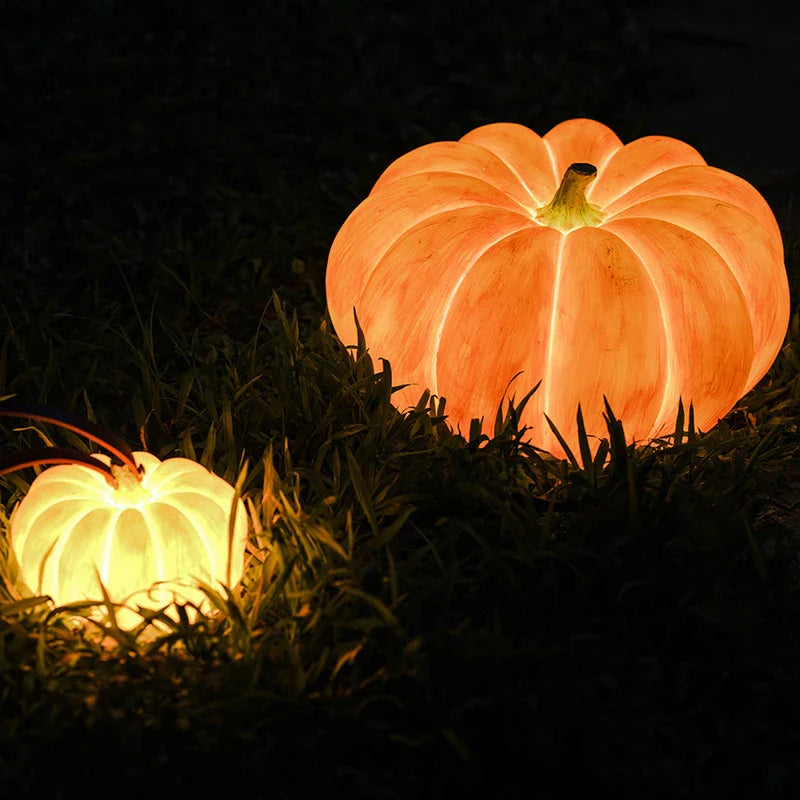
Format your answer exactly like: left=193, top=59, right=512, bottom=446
left=326, top=119, right=790, bottom=457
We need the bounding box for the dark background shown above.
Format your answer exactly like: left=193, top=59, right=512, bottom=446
left=1, top=2, right=800, bottom=795
left=1, top=0, right=798, bottom=338
left=636, top=0, right=800, bottom=243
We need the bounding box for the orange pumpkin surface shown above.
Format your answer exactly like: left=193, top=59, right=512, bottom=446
left=326, top=119, right=790, bottom=456
left=10, top=451, right=248, bottom=626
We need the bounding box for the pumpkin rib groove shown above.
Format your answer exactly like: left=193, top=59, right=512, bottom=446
left=604, top=205, right=758, bottom=348
left=591, top=148, right=619, bottom=184
left=430, top=223, right=542, bottom=400
left=607, top=217, right=755, bottom=435
left=327, top=175, right=537, bottom=336
left=541, top=138, right=561, bottom=188
left=48, top=508, right=114, bottom=599
left=53, top=509, right=109, bottom=590
left=603, top=191, right=761, bottom=227
left=374, top=140, right=546, bottom=211
left=380, top=201, right=533, bottom=240
left=21, top=508, right=56, bottom=595
left=395, top=171, right=536, bottom=215
left=141, top=509, right=168, bottom=584
left=542, top=233, right=568, bottom=431
left=358, top=202, right=533, bottom=294
left=459, top=123, right=559, bottom=206
left=37, top=535, right=59, bottom=596
left=610, top=196, right=779, bottom=252
left=144, top=460, right=208, bottom=489
left=543, top=119, right=624, bottom=183
left=13, top=498, right=100, bottom=554
left=597, top=228, right=675, bottom=440
left=348, top=197, right=534, bottom=316
left=589, top=137, right=707, bottom=208
left=360, top=206, right=536, bottom=343
left=152, top=505, right=198, bottom=582
left=605, top=196, right=787, bottom=391
left=594, top=170, right=669, bottom=211
left=599, top=169, right=686, bottom=214
left=21, top=466, right=109, bottom=494
left=100, top=510, right=121, bottom=586
left=24, top=480, right=101, bottom=499
left=19, top=503, right=108, bottom=594
left=152, top=496, right=225, bottom=579
left=604, top=166, right=781, bottom=243
left=459, top=142, right=543, bottom=206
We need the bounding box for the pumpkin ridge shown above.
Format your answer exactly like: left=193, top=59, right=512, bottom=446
left=14, top=501, right=106, bottom=582
left=459, top=142, right=544, bottom=206
left=358, top=205, right=536, bottom=349
left=591, top=227, right=674, bottom=440
left=145, top=461, right=213, bottom=490
left=374, top=140, right=543, bottom=209
left=35, top=538, right=59, bottom=597
left=607, top=217, right=755, bottom=435
left=430, top=222, right=544, bottom=399
left=605, top=204, right=758, bottom=323
left=590, top=147, right=618, bottom=183
left=603, top=197, right=779, bottom=269
left=56, top=508, right=115, bottom=600
left=542, top=119, right=625, bottom=187
left=46, top=508, right=114, bottom=599
left=541, top=138, right=560, bottom=188
left=327, top=174, right=536, bottom=336
left=17, top=479, right=103, bottom=507
left=459, top=123, right=560, bottom=206
left=601, top=193, right=766, bottom=236
left=601, top=183, right=733, bottom=220
left=100, top=509, right=122, bottom=587
left=605, top=196, right=787, bottom=391
left=542, top=234, right=568, bottom=435
left=588, top=136, right=707, bottom=208
left=343, top=198, right=536, bottom=322
left=23, top=465, right=110, bottom=493
left=150, top=497, right=225, bottom=580
left=605, top=197, right=777, bottom=253
left=387, top=171, right=537, bottom=216
left=602, top=166, right=782, bottom=244
left=135, top=507, right=167, bottom=585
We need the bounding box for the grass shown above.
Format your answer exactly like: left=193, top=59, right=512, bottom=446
left=2, top=1, right=800, bottom=797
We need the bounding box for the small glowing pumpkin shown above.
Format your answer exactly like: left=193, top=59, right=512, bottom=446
left=0, top=404, right=248, bottom=627
left=10, top=452, right=248, bottom=620
left=326, top=119, right=790, bottom=456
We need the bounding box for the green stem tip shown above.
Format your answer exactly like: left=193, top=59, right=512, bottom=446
left=535, top=162, right=604, bottom=232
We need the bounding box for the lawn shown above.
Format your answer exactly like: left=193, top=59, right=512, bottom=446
left=2, top=2, right=799, bottom=797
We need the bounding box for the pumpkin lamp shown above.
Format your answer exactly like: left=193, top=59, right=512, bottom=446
left=0, top=403, right=248, bottom=628
left=326, top=119, right=790, bottom=457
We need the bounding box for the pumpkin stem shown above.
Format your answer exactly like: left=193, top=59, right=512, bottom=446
left=535, top=162, right=604, bottom=231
